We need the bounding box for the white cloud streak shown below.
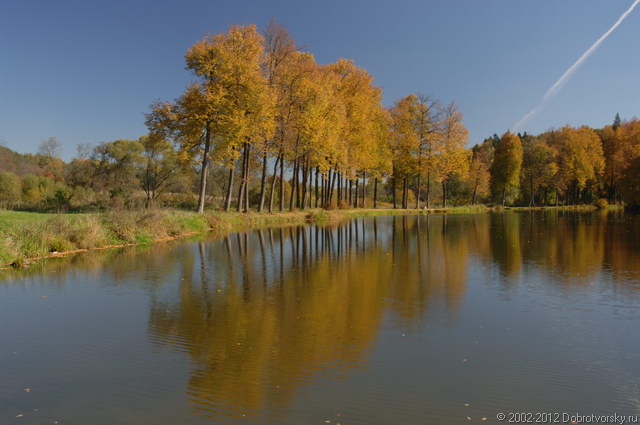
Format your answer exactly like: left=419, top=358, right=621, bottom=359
left=514, top=0, right=640, bottom=132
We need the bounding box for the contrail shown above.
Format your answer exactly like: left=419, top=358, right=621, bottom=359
left=514, top=0, right=640, bottom=131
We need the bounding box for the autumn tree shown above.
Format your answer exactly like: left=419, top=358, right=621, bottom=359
left=601, top=119, right=640, bottom=203
left=326, top=59, right=380, bottom=208
left=548, top=126, right=604, bottom=204
left=259, top=20, right=298, bottom=212
left=389, top=97, right=417, bottom=208
left=37, top=136, right=64, bottom=181
left=369, top=106, right=393, bottom=208
left=490, top=132, right=523, bottom=206
left=520, top=136, right=558, bottom=206
left=147, top=24, right=272, bottom=214
left=431, top=102, right=469, bottom=207
left=467, top=140, right=493, bottom=205
left=610, top=119, right=640, bottom=205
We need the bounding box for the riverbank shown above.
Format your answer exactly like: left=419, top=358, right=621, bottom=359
left=0, top=203, right=617, bottom=267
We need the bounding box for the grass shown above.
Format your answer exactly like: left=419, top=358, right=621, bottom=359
left=0, top=203, right=617, bottom=267
left=0, top=211, right=78, bottom=231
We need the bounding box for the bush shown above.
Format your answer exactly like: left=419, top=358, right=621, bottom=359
left=594, top=198, right=608, bottom=210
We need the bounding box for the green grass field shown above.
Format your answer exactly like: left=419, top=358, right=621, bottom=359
left=0, top=211, right=80, bottom=231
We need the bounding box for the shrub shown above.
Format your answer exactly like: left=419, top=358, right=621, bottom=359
left=594, top=198, right=608, bottom=210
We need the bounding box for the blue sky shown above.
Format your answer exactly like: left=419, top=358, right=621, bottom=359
left=1, top=0, right=638, bottom=159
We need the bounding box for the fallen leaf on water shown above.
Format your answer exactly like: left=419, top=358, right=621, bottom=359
left=466, top=417, right=472, bottom=420
left=24, top=388, right=31, bottom=393
left=41, top=296, right=48, bottom=299
left=482, top=418, right=487, bottom=421
left=464, top=403, right=470, bottom=407
left=16, top=413, right=24, bottom=418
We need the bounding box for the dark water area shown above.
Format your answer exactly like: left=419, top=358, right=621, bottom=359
left=2, top=211, right=640, bottom=424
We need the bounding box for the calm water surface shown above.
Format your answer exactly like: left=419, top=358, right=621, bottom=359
left=2, top=211, right=640, bottom=424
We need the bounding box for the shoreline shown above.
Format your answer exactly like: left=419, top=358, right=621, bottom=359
left=0, top=204, right=618, bottom=268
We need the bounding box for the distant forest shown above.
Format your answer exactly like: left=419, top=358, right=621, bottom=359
left=1, top=22, right=638, bottom=213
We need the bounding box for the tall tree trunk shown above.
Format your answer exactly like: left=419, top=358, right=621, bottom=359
left=373, top=177, right=378, bottom=208
left=329, top=168, right=337, bottom=204
left=268, top=154, right=280, bottom=213
left=402, top=177, right=407, bottom=209
left=308, top=163, right=313, bottom=208
left=344, top=175, right=348, bottom=202
left=236, top=142, right=248, bottom=212
left=279, top=151, right=285, bottom=212
left=258, top=148, right=268, bottom=212
left=244, top=142, right=250, bottom=212
left=362, top=171, right=366, bottom=208
left=442, top=181, right=447, bottom=208
left=224, top=161, right=235, bottom=212
left=301, top=161, right=308, bottom=209
left=289, top=159, right=298, bottom=211
left=392, top=168, right=397, bottom=209
left=320, top=171, right=325, bottom=206
left=501, top=187, right=506, bottom=207
left=327, top=171, right=332, bottom=205
left=315, top=167, right=319, bottom=208
left=197, top=124, right=212, bottom=214
left=415, top=173, right=421, bottom=209
left=537, top=185, right=542, bottom=206
left=528, top=178, right=534, bottom=207
left=354, top=177, right=359, bottom=208
left=472, top=178, right=479, bottom=205
left=425, top=172, right=431, bottom=209
left=296, top=161, right=302, bottom=209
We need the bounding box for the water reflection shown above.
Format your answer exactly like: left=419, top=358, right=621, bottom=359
left=3, top=211, right=640, bottom=423
left=146, top=216, right=470, bottom=419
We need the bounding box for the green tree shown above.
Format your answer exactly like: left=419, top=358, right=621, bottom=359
left=0, top=171, right=22, bottom=208
left=93, top=139, right=144, bottom=202
left=613, top=113, right=621, bottom=130
left=138, top=133, right=182, bottom=207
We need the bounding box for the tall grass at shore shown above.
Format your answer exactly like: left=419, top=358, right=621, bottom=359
left=0, top=203, right=618, bottom=266
left=0, top=209, right=326, bottom=265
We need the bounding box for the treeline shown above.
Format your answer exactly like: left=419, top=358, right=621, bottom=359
left=144, top=22, right=470, bottom=214
left=471, top=116, right=640, bottom=207
left=1, top=22, right=639, bottom=212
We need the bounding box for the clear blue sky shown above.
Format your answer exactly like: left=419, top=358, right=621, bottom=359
left=1, top=0, right=638, bottom=159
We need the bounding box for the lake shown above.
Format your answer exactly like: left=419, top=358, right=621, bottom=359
left=2, top=211, right=640, bottom=424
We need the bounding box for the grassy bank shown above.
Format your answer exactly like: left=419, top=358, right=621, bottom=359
left=0, top=203, right=618, bottom=266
